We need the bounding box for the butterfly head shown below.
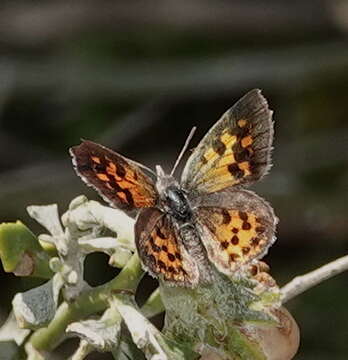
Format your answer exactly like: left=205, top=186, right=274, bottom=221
left=155, top=165, right=191, bottom=221
left=155, top=165, right=179, bottom=194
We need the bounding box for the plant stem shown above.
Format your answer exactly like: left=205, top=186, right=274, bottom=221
left=141, top=288, right=164, bottom=318
left=28, top=253, right=143, bottom=351
left=281, top=254, right=348, bottom=303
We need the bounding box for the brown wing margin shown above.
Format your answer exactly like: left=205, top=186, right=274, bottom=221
left=135, top=208, right=199, bottom=286
left=70, top=140, right=157, bottom=211
left=181, top=89, right=274, bottom=193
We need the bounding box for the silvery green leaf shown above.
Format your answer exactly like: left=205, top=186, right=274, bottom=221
left=71, top=340, right=94, bottom=360
left=62, top=197, right=134, bottom=243
left=78, top=236, right=134, bottom=253
left=37, top=233, right=56, bottom=245
left=87, top=201, right=134, bottom=243
left=141, top=288, right=164, bottom=319
left=161, top=269, right=280, bottom=359
left=115, top=335, right=146, bottom=360
left=67, top=306, right=121, bottom=352
left=27, top=204, right=63, bottom=237
left=108, top=247, right=133, bottom=268
left=78, top=237, right=133, bottom=268
left=61, top=196, right=95, bottom=232
left=12, top=274, right=63, bottom=329
left=113, top=297, right=189, bottom=360
left=49, top=256, right=62, bottom=273
left=0, top=311, right=30, bottom=345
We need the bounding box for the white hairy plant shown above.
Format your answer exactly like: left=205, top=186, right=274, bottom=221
left=0, top=196, right=346, bottom=359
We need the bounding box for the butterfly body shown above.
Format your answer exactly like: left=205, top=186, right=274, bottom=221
left=141, top=165, right=212, bottom=285
left=162, top=185, right=192, bottom=221
left=155, top=166, right=193, bottom=222
left=70, top=89, right=277, bottom=287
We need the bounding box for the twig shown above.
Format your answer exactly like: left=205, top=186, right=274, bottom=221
left=141, top=288, right=165, bottom=318
left=28, top=253, right=143, bottom=351
left=281, top=254, right=348, bottom=303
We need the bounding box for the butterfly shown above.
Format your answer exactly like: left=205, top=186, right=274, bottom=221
left=70, top=89, right=277, bottom=287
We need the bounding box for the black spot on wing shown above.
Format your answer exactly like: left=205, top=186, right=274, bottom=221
left=212, top=138, right=227, bottom=156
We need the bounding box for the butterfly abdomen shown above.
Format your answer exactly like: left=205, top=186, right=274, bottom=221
left=178, top=223, right=213, bottom=284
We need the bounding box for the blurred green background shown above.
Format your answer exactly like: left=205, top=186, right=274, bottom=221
left=0, top=1, right=347, bottom=359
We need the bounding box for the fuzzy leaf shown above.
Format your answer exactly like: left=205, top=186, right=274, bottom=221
left=67, top=306, right=122, bottom=352
left=141, top=288, right=164, bottom=318
left=115, top=335, right=146, bottom=360
left=12, top=274, right=63, bottom=329
left=71, top=340, right=94, bottom=360
left=0, top=312, right=30, bottom=346
left=113, top=296, right=198, bottom=360
left=161, top=269, right=279, bottom=360
left=62, top=196, right=134, bottom=246
left=78, top=236, right=133, bottom=268
left=27, top=204, right=64, bottom=237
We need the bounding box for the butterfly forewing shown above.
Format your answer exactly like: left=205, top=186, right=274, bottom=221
left=70, top=140, right=157, bottom=211
left=181, top=89, right=273, bottom=193
left=194, top=189, right=277, bottom=275
left=135, top=208, right=199, bottom=286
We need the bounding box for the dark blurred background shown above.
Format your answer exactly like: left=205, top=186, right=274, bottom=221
left=0, top=1, right=347, bottom=359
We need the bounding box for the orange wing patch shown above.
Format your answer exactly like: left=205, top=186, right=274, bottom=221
left=135, top=210, right=196, bottom=285
left=145, top=221, right=190, bottom=283
left=198, top=207, right=271, bottom=272
left=201, top=132, right=237, bottom=166
left=194, top=122, right=256, bottom=192
left=70, top=141, right=157, bottom=211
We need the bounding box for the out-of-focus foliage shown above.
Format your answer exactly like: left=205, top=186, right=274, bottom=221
left=0, top=1, right=347, bottom=358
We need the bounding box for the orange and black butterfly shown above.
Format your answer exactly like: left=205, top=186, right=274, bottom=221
left=70, top=89, right=277, bottom=287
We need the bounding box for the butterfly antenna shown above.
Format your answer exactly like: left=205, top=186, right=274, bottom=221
left=170, top=126, right=196, bottom=176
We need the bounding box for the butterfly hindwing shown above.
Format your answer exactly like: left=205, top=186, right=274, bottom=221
left=181, top=89, right=273, bottom=193
left=70, top=140, right=157, bottom=211
left=193, top=189, right=277, bottom=276
left=135, top=208, right=199, bottom=286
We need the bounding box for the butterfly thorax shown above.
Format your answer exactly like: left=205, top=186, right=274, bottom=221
left=155, top=166, right=192, bottom=221
left=163, top=185, right=192, bottom=221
